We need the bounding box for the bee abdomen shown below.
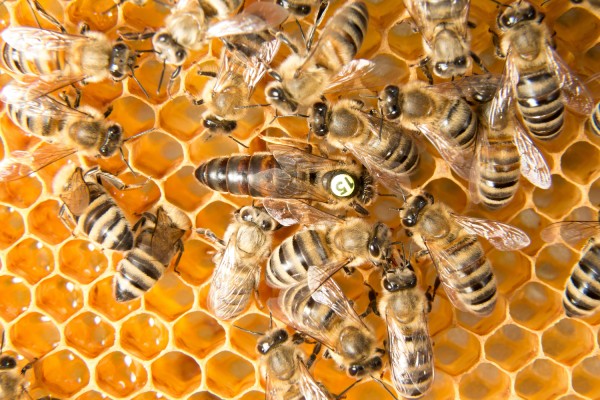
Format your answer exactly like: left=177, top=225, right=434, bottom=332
left=376, top=130, right=420, bottom=175
left=320, top=1, right=368, bottom=68
left=1, top=43, right=67, bottom=77
left=516, top=70, right=564, bottom=140
left=7, top=104, right=63, bottom=139
left=80, top=195, right=133, bottom=251
left=478, top=137, right=520, bottom=209
left=443, top=100, right=477, bottom=149
left=395, top=332, right=434, bottom=397
left=114, top=249, right=164, bottom=302
left=564, top=243, right=600, bottom=317
left=282, top=281, right=339, bottom=331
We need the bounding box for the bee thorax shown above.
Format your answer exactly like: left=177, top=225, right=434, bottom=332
left=338, top=326, right=371, bottom=358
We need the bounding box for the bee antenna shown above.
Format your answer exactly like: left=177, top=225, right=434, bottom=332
left=269, top=311, right=273, bottom=330
left=390, top=241, right=403, bottom=246
left=232, top=325, right=264, bottom=336
left=129, top=66, right=150, bottom=99
left=119, top=147, right=137, bottom=177
left=370, top=376, right=398, bottom=400
left=488, top=0, right=510, bottom=7
left=157, top=60, right=167, bottom=95
left=123, top=128, right=155, bottom=143
left=334, top=379, right=362, bottom=399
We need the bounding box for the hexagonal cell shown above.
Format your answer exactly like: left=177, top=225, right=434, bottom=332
left=38, top=350, right=90, bottom=398
left=562, top=141, right=600, bottom=185
left=10, top=312, right=60, bottom=357
left=64, top=312, right=115, bottom=358
left=120, top=313, right=169, bottom=360
left=189, top=132, right=240, bottom=166
left=542, top=318, right=594, bottom=366
left=557, top=396, right=586, bottom=400
left=388, top=20, right=423, bottom=61
left=89, top=276, right=140, bottom=321
left=0, top=174, right=42, bottom=208
left=159, top=97, right=203, bottom=142
left=458, top=363, right=511, bottom=400
left=230, top=313, right=270, bottom=360
left=0, top=3, right=10, bottom=31
left=121, top=0, right=169, bottom=30
left=555, top=7, right=600, bottom=53
left=6, top=239, right=54, bottom=284
left=343, top=379, right=401, bottom=400
left=74, top=390, right=110, bottom=400
left=424, top=178, right=468, bottom=213
left=509, top=209, right=553, bottom=256
left=204, top=351, right=254, bottom=398
left=237, top=392, right=265, bottom=400
left=35, top=275, right=84, bottom=323
left=515, top=359, right=568, bottom=400
left=109, top=96, right=155, bottom=137
left=356, top=17, right=382, bottom=59
left=59, top=239, right=108, bottom=284
left=105, top=172, right=161, bottom=218
left=490, top=250, right=532, bottom=295
left=151, top=351, right=202, bottom=397
left=131, top=392, right=166, bottom=400
left=433, top=327, right=481, bottom=376
left=0, top=205, right=24, bottom=249
left=536, top=244, right=579, bottom=291
left=484, top=324, right=538, bottom=373
left=176, top=239, right=217, bottom=286
left=533, top=175, right=582, bottom=220
left=195, top=201, right=237, bottom=240
left=456, top=295, right=507, bottom=336
left=13, top=0, right=64, bottom=30
left=0, top=275, right=30, bottom=321
left=66, top=0, right=118, bottom=31
left=509, top=282, right=563, bottom=331
left=173, top=311, right=225, bottom=359
left=96, top=351, right=148, bottom=398
left=130, top=130, right=184, bottom=179
left=427, top=289, right=454, bottom=337
left=128, top=59, right=179, bottom=104
left=590, top=176, right=600, bottom=205
left=164, top=166, right=211, bottom=212
left=144, top=271, right=194, bottom=321
left=573, top=356, right=600, bottom=399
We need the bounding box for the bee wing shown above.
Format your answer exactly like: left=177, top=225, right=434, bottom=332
left=404, top=0, right=469, bottom=43
left=59, top=166, right=91, bottom=216
left=306, top=258, right=355, bottom=294
left=269, top=143, right=344, bottom=174
left=540, top=221, right=600, bottom=245
left=546, top=46, right=594, bottom=116
left=450, top=213, right=531, bottom=251
left=0, top=146, right=78, bottom=182
left=385, top=306, right=433, bottom=397
left=206, top=3, right=289, bottom=38
left=425, top=74, right=502, bottom=104
left=468, top=124, right=491, bottom=205
left=207, top=234, right=257, bottom=320
left=263, top=198, right=342, bottom=226
left=242, top=37, right=280, bottom=94
left=212, top=48, right=240, bottom=94
left=249, top=169, right=331, bottom=203
left=513, top=119, right=552, bottom=189
left=150, top=207, right=186, bottom=258
left=1, top=27, right=90, bottom=52
left=297, top=359, right=331, bottom=400
left=488, top=53, right=518, bottom=130
left=311, top=278, right=368, bottom=330
left=266, top=370, right=283, bottom=400
left=325, top=58, right=399, bottom=94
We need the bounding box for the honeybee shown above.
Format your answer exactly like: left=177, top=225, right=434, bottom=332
left=489, top=0, right=593, bottom=140
left=194, top=141, right=376, bottom=215
left=309, top=98, right=420, bottom=195
left=472, top=100, right=551, bottom=209
left=198, top=205, right=281, bottom=320
left=53, top=165, right=134, bottom=251
left=404, top=0, right=483, bottom=81
left=264, top=199, right=392, bottom=289
left=265, top=1, right=373, bottom=114
left=0, top=332, right=37, bottom=400
left=378, top=261, right=435, bottom=399
left=113, top=205, right=189, bottom=302
left=399, top=192, right=530, bottom=315
left=151, top=0, right=288, bottom=91
left=541, top=213, right=600, bottom=317
left=377, top=75, right=501, bottom=180
left=269, top=277, right=383, bottom=378
left=589, top=101, right=600, bottom=137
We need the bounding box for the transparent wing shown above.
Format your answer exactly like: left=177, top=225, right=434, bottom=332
left=513, top=118, right=552, bottom=189
left=546, top=46, right=594, bottom=116
left=0, top=146, right=78, bottom=182
left=150, top=207, right=186, bottom=259
left=307, top=258, right=354, bottom=293
left=325, top=58, right=400, bottom=94
left=451, top=213, right=531, bottom=251
left=0, top=79, right=88, bottom=104
left=1, top=27, right=90, bottom=52
left=385, top=307, right=433, bottom=397
left=426, top=74, right=502, bottom=104
left=403, top=0, right=431, bottom=42
left=263, top=198, right=342, bottom=226
left=59, top=167, right=91, bottom=216
left=248, top=169, right=331, bottom=202
left=468, top=123, right=491, bottom=205
left=311, top=278, right=368, bottom=330
left=206, top=3, right=289, bottom=38
left=541, top=221, right=600, bottom=245
left=241, top=36, right=280, bottom=93
left=297, top=359, right=331, bottom=400
left=269, top=143, right=344, bottom=174
left=212, top=48, right=239, bottom=94
left=488, top=53, right=518, bottom=130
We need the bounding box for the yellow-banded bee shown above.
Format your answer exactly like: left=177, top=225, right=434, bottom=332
left=53, top=165, right=134, bottom=251
left=113, top=205, right=189, bottom=302
left=197, top=205, right=281, bottom=320
left=399, top=192, right=530, bottom=315
left=404, top=0, right=484, bottom=81
left=194, top=141, right=376, bottom=215
left=309, top=98, right=420, bottom=195
left=489, top=0, right=593, bottom=140
left=0, top=332, right=37, bottom=400
left=264, top=199, right=392, bottom=290
left=269, top=277, right=383, bottom=378
left=541, top=213, right=600, bottom=317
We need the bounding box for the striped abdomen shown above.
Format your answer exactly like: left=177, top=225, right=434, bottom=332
left=589, top=101, right=600, bottom=137
left=371, top=126, right=420, bottom=176
left=393, top=324, right=433, bottom=398
left=77, top=183, right=133, bottom=251
left=7, top=103, right=66, bottom=139
left=1, top=43, right=69, bottom=77
left=477, top=130, right=520, bottom=209
left=436, top=234, right=497, bottom=315
left=564, top=240, right=600, bottom=317
left=266, top=229, right=334, bottom=288
left=516, top=68, right=564, bottom=140
left=280, top=280, right=342, bottom=333
left=114, top=248, right=164, bottom=302
left=440, top=98, right=478, bottom=151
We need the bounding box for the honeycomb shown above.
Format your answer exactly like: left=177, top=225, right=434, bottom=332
left=0, top=0, right=599, bottom=399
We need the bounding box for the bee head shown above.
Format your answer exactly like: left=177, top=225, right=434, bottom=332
left=237, top=206, right=281, bottom=232
left=257, top=329, right=288, bottom=355
left=497, top=1, right=538, bottom=30
left=0, top=355, right=16, bottom=370
left=109, top=42, right=136, bottom=81
left=99, top=124, right=124, bottom=157
left=152, top=31, right=187, bottom=65
left=432, top=31, right=470, bottom=78
left=368, top=223, right=392, bottom=265
left=265, top=82, right=298, bottom=114
left=202, top=115, right=237, bottom=133
left=401, top=192, right=434, bottom=228
left=383, top=267, right=417, bottom=293
left=348, top=356, right=383, bottom=377
left=276, top=0, right=311, bottom=16
left=309, top=102, right=330, bottom=137
left=380, top=85, right=401, bottom=120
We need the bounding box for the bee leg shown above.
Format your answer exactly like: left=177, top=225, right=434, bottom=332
left=27, top=0, right=66, bottom=33
left=414, top=249, right=429, bottom=263
left=417, top=57, right=433, bottom=85
left=489, top=29, right=505, bottom=58
left=172, top=240, right=185, bottom=275
left=323, top=349, right=331, bottom=359
left=275, top=32, right=300, bottom=55
left=334, top=379, right=361, bottom=400
left=306, top=0, right=329, bottom=51
left=20, top=357, right=38, bottom=375
left=470, top=51, right=489, bottom=74
left=305, top=341, right=322, bottom=369
left=197, top=71, right=218, bottom=78
left=360, top=282, right=379, bottom=318
left=467, top=20, right=477, bottom=29
left=425, top=277, right=440, bottom=313
left=196, top=228, right=226, bottom=249
left=103, top=106, right=114, bottom=118
left=58, top=204, right=77, bottom=235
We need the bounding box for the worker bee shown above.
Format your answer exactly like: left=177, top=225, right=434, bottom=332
left=377, top=75, right=502, bottom=180
left=113, top=205, right=189, bottom=302
left=0, top=332, right=37, bottom=400
left=197, top=205, right=281, bottom=320
left=265, top=1, right=373, bottom=114
left=264, top=199, right=392, bottom=289
left=269, top=277, right=383, bottom=378
left=194, top=141, right=376, bottom=215
left=399, top=192, right=530, bottom=315
left=151, top=0, right=288, bottom=91
left=377, top=261, right=435, bottom=398
left=472, top=100, right=551, bottom=209
left=404, top=0, right=484, bottom=81
left=53, top=165, right=134, bottom=251
left=489, top=0, right=593, bottom=140
left=309, top=98, right=420, bottom=195
left=541, top=213, right=600, bottom=317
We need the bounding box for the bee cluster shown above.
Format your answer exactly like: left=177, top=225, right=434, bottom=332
left=0, top=0, right=599, bottom=399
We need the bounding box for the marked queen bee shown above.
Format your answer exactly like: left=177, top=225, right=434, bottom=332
left=399, top=192, right=530, bottom=315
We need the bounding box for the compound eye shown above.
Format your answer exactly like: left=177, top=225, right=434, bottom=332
left=383, top=279, right=399, bottom=292
left=108, top=125, right=121, bottom=140
left=175, top=49, right=186, bottom=62
left=0, top=356, right=16, bottom=369
left=348, top=364, right=364, bottom=376
left=369, top=357, right=383, bottom=371
left=369, top=242, right=380, bottom=258
left=260, top=220, right=272, bottom=231
left=298, top=4, right=311, bottom=15
left=434, top=62, right=448, bottom=74
left=314, top=102, right=327, bottom=115
left=455, top=56, right=467, bottom=66
left=157, top=33, right=169, bottom=42
left=257, top=342, right=270, bottom=355
left=268, top=87, right=283, bottom=100
left=275, top=330, right=288, bottom=343
left=240, top=208, right=252, bottom=222
left=100, top=145, right=110, bottom=156
left=402, top=214, right=416, bottom=227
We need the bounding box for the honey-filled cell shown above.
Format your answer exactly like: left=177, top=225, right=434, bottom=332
left=13, top=0, right=64, bottom=29
left=64, top=312, right=115, bottom=358
left=27, top=199, right=71, bottom=245
left=75, top=390, right=110, bottom=400
left=151, top=351, right=202, bottom=397
left=484, top=324, right=539, bottom=373
left=0, top=205, right=24, bottom=249
left=89, top=276, right=141, bottom=321
left=66, top=0, right=118, bottom=31
left=195, top=201, right=237, bottom=239
left=38, top=350, right=91, bottom=398
left=542, top=318, right=594, bottom=366
left=6, top=239, right=54, bottom=284
left=129, top=130, right=184, bottom=179
left=59, top=239, right=108, bottom=284
left=11, top=312, right=60, bottom=357
left=176, top=239, right=216, bottom=286
left=509, top=282, right=563, bottom=331
left=144, top=271, right=195, bottom=321
left=96, top=351, right=148, bottom=398
left=229, top=313, right=270, bottom=360
left=204, top=351, right=255, bottom=398
left=172, top=311, right=226, bottom=359
left=515, top=359, right=569, bottom=400
left=0, top=275, right=31, bottom=321
left=458, top=363, right=511, bottom=400
left=120, top=313, right=169, bottom=360
left=35, top=275, right=84, bottom=323
left=0, top=174, right=43, bottom=208
left=159, top=96, right=203, bottom=142
left=433, top=327, right=481, bottom=376
left=164, top=166, right=211, bottom=211
left=572, top=356, right=600, bottom=399
left=121, top=0, right=170, bottom=30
